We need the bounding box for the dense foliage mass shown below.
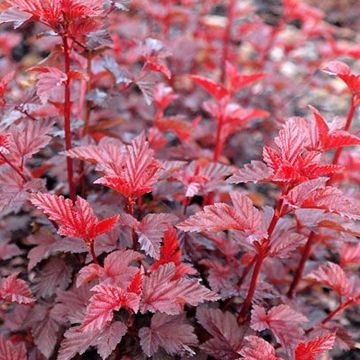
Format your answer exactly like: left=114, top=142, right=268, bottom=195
left=0, top=0, right=359, bottom=359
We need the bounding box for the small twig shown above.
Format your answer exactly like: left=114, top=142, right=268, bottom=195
left=0, top=153, right=27, bottom=182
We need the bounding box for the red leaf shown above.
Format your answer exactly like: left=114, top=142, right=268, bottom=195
left=228, top=160, right=274, bottom=184
left=139, top=313, right=198, bottom=356
left=9, top=119, right=54, bottom=162
left=177, top=192, right=264, bottom=239
left=94, top=134, right=163, bottom=198
left=33, top=257, right=72, bottom=298
left=295, top=332, right=336, bottom=360
left=76, top=249, right=142, bottom=288
left=146, top=61, right=171, bottom=80
left=95, top=321, right=128, bottom=359
left=137, top=214, right=178, bottom=259
left=0, top=334, right=27, bottom=360
left=339, top=242, right=360, bottom=267
left=305, top=262, right=352, bottom=297
left=274, top=117, right=310, bottom=165
left=239, top=336, right=281, bottom=360
left=30, top=193, right=119, bottom=241
left=190, top=75, right=229, bottom=100
left=251, top=305, right=308, bottom=352
left=308, top=106, right=360, bottom=151
left=30, top=66, right=68, bottom=103
left=196, top=307, right=245, bottom=359
left=81, top=276, right=141, bottom=332
left=0, top=170, right=45, bottom=217
left=150, top=227, right=195, bottom=278
left=153, top=83, right=177, bottom=110
left=226, top=62, right=266, bottom=93
left=141, top=263, right=218, bottom=314
left=64, top=140, right=123, bottom=170
left=0, top=6, right=33, bottom=29
left=58, top=321, right=127, bottom=360
left=285, top=179, right=360, bottom=220
left=322, top=61, right=360, bottom=94
left=0, top=273, right=34, bottom=304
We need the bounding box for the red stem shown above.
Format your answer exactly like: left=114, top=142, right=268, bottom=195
left=237, top=198, right=284, bottom=323
left=62, top=35, right=76, bottom=202
left=213, top=113, right=224, bottom=162
left=258, top=20, right=284, bottom=69
left=82, top=55, right=93, bottom=137
left=89, top=240, right=99, bottom=265
left=287, top=231, right=316, bottom=298
left=321, top=299, right=353, bottom=325
left=126, top=197, right=135, bottom=216
left=237, top=249, right=266, bottom=324
left=237, top=256, right=256, bottom=289
left=331, top=96, right=356, bottom=166
left=0, top=153, right=27, bottom=182
left=79, top=55, right=94, bottom=197
left=220, top=0, right=236, bottom=83
left=307, top=296, right=358, bottom=334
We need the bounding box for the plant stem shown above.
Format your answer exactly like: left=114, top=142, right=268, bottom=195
left=258, top=20, right=284, bottom=69
left=220, top=0, right=236, bottom=83
left=62, top=35, right=76, bottom=202
left=321, top=299, right=353, bottom=325
left=237, top=250, right=266, bottom=323
left=79, top=54, right=94, bottom=197
left=0, top=153, right=27, bottom=182
left=306, top=296, right=359, bottom=334
left=82, top=55, right=93, bottom=136
left=213, top=113, right=224, bottom=162
left=331, top=96, right=356, bottom=166
left=287, top=231, right=316, bottom=298
left=89, top=240, right=99, bottom=264
left=237, top=198, right=284, bottom=323
left=237, top=256, right=256, bottom=289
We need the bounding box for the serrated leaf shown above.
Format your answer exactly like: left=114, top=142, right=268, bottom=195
left=177, top=192, right=263, bottom=238
left=141, top=264, right=218, bottom=314
left=190, top=75, right=229, bottom=100
left=81, top=271, right=142, bottom=332
left=0, top=334, right=27, bottom=360
left=251, top=305, right=308, bottom=353
left=139, top=313, right=198, bottom=356
left=94, top=134, right=163, bottom=198
left=0, top=273, right=34, bottom=304
left=0, top=7, right=32, bottom=28
left=30, top=193, right=119, bottom=241
left=228, top=160, right=273, bottom=184
left=196, top=307, right=245, bottom=359
left=305, top=262, right=352, bottom=297
left=9, top=119, right=54, bottom=162
left=239, top=336, right=281, bottom=360
left=295, top=332, right=336, bottom=360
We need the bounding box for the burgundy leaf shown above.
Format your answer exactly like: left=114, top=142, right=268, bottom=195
left=141, top=264, right=218, bottom=314
left=251, top=305, right=308, bottom=353
left=0, top=334, right=27, bottom=360
left=196, top=307, right=245, bottom=359
left=139, top=313, right=198, bottom=356
left=239, top=336, right=281, bottom=360
left=0, top=273, right=34, bottom=304
left=178, top=192, right=264, bottom=238
left=305, top=262, right=352, bottom=297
